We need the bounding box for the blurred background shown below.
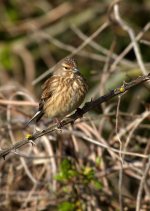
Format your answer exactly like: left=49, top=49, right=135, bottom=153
left=0, top=0, right=150, bottom=210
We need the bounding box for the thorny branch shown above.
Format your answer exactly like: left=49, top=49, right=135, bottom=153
left=0, top=73, right=150, bottom=159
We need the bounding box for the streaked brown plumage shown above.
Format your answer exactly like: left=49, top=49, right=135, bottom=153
left=27, top=57, right=88, bottom=125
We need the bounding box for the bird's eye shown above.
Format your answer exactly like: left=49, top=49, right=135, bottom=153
left=63, top=66, right=69, bottom=70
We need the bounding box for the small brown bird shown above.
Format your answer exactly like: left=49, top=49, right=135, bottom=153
left=27, top=57, right=88, bottom=125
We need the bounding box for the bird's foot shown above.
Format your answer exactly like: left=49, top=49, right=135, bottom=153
left=53, top=118, right=63, bottom=129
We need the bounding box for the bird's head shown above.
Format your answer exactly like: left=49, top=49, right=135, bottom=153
left=54, top=57, right=79, bottom=75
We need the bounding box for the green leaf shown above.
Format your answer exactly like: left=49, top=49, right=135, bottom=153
left=55, top=159, right=78, bottom=181
left=58, top=201, right=75, bottom=211
left=95, top=157, right=101, bottom=165
left=7, top=7, right=18, bottom=22
left=0, top=46, right=13, bottom=70
left=60, top=159, right=72, bottom=172
left=55, top=172, right=66, bottom=182
left=92, top=180, right=102, bottom=190
left=82, top=167, right=94, bottom=180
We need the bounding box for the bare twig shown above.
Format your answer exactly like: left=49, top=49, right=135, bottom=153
left=6, top=2, right=73, bottom=35
left=136, top=156, right=150, bottom=211
left=0, top=100, right=37, bottom=107
left=116, top=95, right=124, bottom=211
left=113, top=2, right=147, bottom=74
left=109, top=18, right=150, bottom=72
left=63, top=129, right=149, bottom=159
left=0, top=73, right=149, bottom=159
left=32, top=22, right=109, bottom=85
left=71, top=24, right=134, bottom=68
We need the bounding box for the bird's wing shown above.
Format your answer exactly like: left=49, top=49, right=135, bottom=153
left=25, top=77, right=55, bottom=126
left=39, top=76, right=60, bottom=110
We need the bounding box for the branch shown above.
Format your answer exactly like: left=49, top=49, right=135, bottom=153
left=0, top=73, right=150, bottom=159
left=136, top=155, right=150, bottom=211
left=113, top=2, right=147, bottom=74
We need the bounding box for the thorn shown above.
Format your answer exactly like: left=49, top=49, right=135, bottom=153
left=2, top=152, right=9, bottom=160
left=85, top=101, right=91, bottom=107
left=123, top=81, right=128, bottom=85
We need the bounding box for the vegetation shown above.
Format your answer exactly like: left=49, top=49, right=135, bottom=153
left=0, top=0, right=150, bottom=210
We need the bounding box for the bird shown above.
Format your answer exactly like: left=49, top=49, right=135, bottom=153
left=27, top=57, right=88, bottom=126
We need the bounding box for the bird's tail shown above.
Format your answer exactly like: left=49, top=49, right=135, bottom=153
left=25, top=110, right=44, bottom=127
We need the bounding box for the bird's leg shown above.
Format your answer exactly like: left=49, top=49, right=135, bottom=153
left=54, top=118, right=63, bottom=129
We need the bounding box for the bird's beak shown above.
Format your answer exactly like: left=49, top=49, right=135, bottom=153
left=73, top=67, right=79, bottom=73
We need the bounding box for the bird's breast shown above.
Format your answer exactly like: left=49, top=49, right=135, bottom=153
left=44, top=73, right=88, bottom=118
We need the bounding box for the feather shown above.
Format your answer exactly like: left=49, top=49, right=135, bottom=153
left=25, top=110, right=44, bottom=127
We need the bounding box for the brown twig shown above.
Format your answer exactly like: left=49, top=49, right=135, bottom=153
left=112, top=2, right=147, bottom=74
left=5, top=2, right=73, bottom=35
left=32, top=22, right=109, bottom=85
left=0, top=100, right=37, bottom=107
left=136, top=156, right=150, bottom=211
left=0, top=73, right=149, bottom=159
